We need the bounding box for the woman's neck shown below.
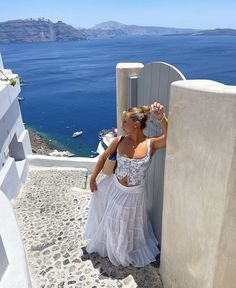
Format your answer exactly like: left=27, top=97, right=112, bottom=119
left=127, top=130, right=146, bottom=144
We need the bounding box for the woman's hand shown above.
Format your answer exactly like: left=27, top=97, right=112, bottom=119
left=151, top=102, right=165, bottom=121
left=90, top=175, right=97, bottom=192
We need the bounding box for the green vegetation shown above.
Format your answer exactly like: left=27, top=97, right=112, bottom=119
left=0, top=69, right=18, bottom=86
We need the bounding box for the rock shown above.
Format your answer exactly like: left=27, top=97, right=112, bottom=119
left=58, top=282, right=64, bottom=288
left=53, top=253, right=61, bottom=261
left=63, top=259, right=70, bottom=265
left=72, top=258, right=81, bottom=263
left=63, top=252, right=70, bottom=258
left=31, top=240, right=56, bottom=251
left=55, top=261, right=61, bottom=269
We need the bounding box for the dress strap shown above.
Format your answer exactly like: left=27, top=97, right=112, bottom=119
left=147, top=138, right=151, bottom=157
left=116, top=135, right=125, bottom=150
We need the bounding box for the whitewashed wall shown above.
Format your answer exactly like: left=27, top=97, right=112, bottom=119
left=0, top=54, right=32, bottom=287
left=0, top=62, right=32, bottom=199
left=160, top=80, right=236, bottom=288
left=0, top=190, right=32, bottom=288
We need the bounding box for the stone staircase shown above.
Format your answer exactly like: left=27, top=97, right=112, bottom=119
left=12, top=169, right=162, bottom=288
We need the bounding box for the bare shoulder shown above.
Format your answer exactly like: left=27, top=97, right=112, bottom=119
left=107, top=136, right=120, bottom=150
left=106, top=136, right=124, bottom=152
left=112, top=135, right=124, bottom=145
left=100, top=136, right=121, bottom=160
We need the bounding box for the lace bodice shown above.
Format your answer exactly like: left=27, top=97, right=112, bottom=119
left=115, top=139, right=152, bottom=186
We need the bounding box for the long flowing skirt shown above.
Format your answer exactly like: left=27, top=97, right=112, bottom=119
left=84, top=174, right=159, bottom=267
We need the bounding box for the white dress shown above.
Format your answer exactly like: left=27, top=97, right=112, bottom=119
left=84, top=139, right=159, bottom=267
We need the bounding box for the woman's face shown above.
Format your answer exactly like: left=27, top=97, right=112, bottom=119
left=121, top=112, right=135, bottom=134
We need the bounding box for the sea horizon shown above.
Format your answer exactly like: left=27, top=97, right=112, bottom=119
left=1, top=35, right=236, bottom=157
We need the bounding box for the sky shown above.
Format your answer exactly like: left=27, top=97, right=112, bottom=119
left=0, top=0, right=236, bottom=29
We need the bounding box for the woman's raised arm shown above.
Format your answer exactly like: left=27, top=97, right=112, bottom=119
left=150, top=102, right=168, bottom=152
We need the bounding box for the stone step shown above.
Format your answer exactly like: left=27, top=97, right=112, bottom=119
left=12, top=168, right=162, bottom=288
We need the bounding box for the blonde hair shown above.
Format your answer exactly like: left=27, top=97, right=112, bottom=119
left=125, top=105, right=151, bottom=130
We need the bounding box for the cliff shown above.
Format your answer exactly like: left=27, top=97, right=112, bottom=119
left=0, top=18, right=87, bottom=43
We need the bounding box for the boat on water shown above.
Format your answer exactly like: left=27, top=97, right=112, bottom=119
left=18, top=96, right=24, bottom=101
left=72, top=131, right=83, bottom=138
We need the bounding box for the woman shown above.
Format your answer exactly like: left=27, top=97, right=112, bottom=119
left=85, top=102, right=168, bottom=267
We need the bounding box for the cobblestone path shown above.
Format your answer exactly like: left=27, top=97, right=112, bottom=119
left=12, top=169, right=163, bottom=288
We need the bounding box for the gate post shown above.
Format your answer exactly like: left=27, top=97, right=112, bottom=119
left=116, top=63, right=144, bottom=135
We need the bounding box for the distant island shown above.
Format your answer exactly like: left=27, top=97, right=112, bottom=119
left=85, top=20, right=197, bottom=38
left=0, top=18, right=87, bottom=43
left=0, top=18, right=235, bottom=44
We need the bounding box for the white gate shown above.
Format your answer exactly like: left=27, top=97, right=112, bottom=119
left=127, top=62, right=185, bottom=245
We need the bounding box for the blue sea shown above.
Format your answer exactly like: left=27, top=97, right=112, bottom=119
left=1, top=36, right=236, bottom=157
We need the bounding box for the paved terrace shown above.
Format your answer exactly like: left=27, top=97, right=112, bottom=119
left=11, top=168, right=163, bottom=288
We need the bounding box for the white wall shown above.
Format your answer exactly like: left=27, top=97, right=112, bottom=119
left=0, top=190, right=32, bottom=288
left=0, top=235, right=8, bottom=282
left=160, top=80, right=236, bottom=288
left=0, top=70, right=32, bottom=198
left=28, top=154, right=97, bottom=173
left=0, top=58, right=32, bottom=287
